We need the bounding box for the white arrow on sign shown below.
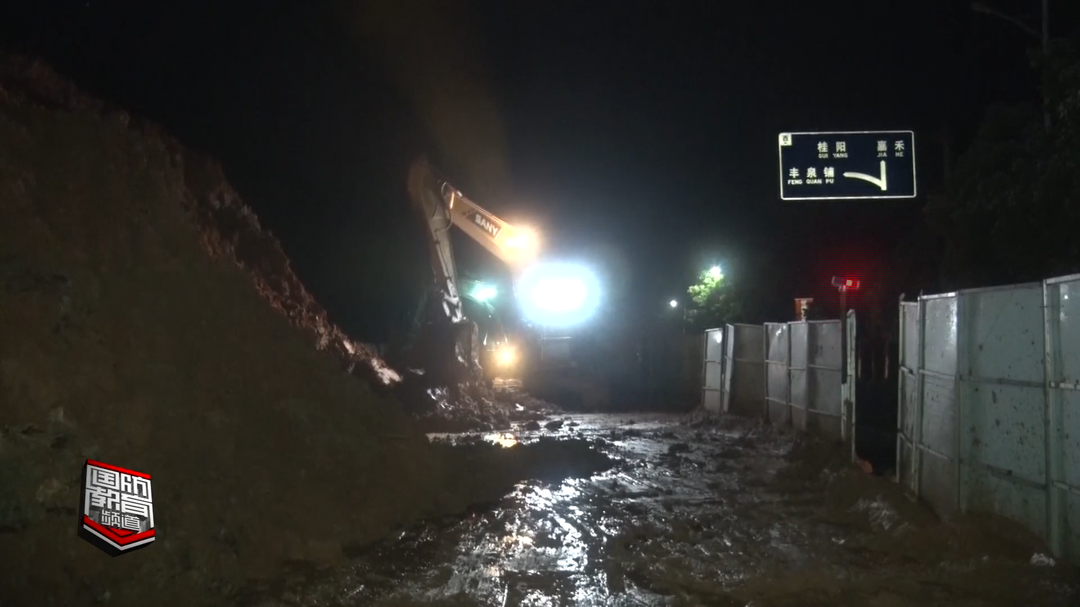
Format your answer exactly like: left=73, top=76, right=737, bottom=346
left=842, top=160, right=888, bottom=191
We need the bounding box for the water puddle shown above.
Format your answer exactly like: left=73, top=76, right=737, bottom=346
left=244, top=414, right=1080, bottom=607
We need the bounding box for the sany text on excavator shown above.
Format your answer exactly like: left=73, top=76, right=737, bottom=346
left=405, top=157, right=539, bottom=386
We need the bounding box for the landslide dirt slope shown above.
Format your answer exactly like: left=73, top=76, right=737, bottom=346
left=0, top=57, right=503, bottom=606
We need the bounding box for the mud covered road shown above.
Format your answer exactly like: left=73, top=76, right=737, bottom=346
left=242, top=414, right=1080, bottom=607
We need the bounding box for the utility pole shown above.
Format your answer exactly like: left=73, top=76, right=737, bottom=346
left=840, top=287, right=848, bottom=381
left=832, top=277, right=860, bottom=383
left=971, top=1, right=1052, bottom=131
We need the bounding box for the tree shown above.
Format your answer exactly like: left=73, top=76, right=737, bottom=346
left=684, top=267, right=743, bottom=330
left=925, top=42, right=1080, bottom=288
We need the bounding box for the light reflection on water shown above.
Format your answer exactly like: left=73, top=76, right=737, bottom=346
left=403, top=478, right=613, bottom=606
left=483, top=433, right=520, bottom=448
left=425, top=432, right=525, bottom=448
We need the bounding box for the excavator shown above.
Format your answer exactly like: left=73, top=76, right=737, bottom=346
left=404, top=157, right=611, bottom=409
left=404, top=157, right=539, bottom=387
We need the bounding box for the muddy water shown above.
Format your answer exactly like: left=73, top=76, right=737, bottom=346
left=248, top=414, right=1079, bottom=606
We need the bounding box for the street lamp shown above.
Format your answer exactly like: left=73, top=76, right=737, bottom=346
left=709, top=266, right=722, bottom=280
left=669, top=299, right=678, bottom=308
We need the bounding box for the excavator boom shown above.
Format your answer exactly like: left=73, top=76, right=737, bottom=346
left=443, top=184, right=538, bottom=267
left=407, top=158, right=465, bottom=325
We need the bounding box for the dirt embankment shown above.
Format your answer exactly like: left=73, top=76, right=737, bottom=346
left=0, top=56, right=538, bottom=606
left=0, top=56, right=400, bottom=390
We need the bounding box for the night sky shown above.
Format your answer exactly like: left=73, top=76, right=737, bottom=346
left=3, top=0, right=1075, bottom=342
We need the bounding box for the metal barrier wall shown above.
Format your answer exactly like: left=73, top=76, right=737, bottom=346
left=702, top=328, right=724, bottom=412
left=803, top=320, right=844, bottom=437
left=765, top=323, right=791, bottom=425
left=897, top=274, right=1080, bottom=564
left=1045, top=275, right=1080, bottom=561
left=704, top=319, right=845, bottom=440
left=898, top=292, right=961, bottom=516
left=778, top=320, right=846, bottom=440
left=722, top=325, right=733, bottom=413
left=724, top=324, right=765, bottom=417
left=898, top=300, right=921, bottom=497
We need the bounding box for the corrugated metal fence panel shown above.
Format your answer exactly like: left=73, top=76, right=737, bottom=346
left=730, top=324, right=765, bottom=417
left=1048, top=275, right=1080, bottom=562
left=959, top=284, right=1048, bottom=539
left=923, top=296, right=959, bottom=376
left=903, top=303, right=920, bottom=372
left=722, top=325, right=735, bottom=413
left=899, top=369, right=919, bottom=488
left=807, top=320, right=843, bottom=439
left=790, top=322, right=810, bottom=431
left=765, top=323, right=791, bottom=426
left=920, top=295, right=959, bottom=516
left=898, top=302, right=920, bottom=494
left=702, top=328, right=724, bottom=412
left=702, top=317, right=847, bottom=442
left=898, top=275, right=1080, bottom=566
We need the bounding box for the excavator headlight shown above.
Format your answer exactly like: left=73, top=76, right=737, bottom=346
left=496, top=344, right=517, bottom=367
left=504, top=226, right=539, bottom=261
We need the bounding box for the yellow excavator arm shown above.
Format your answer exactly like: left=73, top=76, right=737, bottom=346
left=443, top=183, right=539, bottom=267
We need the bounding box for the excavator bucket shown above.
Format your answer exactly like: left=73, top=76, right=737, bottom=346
left=410, top=307, right=484, bottom=387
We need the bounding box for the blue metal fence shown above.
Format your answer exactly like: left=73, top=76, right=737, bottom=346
left=898, top=274, right=1080, bottom=563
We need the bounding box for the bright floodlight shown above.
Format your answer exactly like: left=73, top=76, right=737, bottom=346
left=669, top=299, right=678, bottom=308
left=709, top=265, right=722, bottom=279
left=517, top=261, right=601, bottom=327
left=472, top=284, right=497, bottom=302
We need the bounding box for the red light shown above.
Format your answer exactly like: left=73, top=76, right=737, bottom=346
left=832, top=276, right=860, bottom=291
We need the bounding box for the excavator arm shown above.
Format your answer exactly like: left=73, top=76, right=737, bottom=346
left=406, top=157, right=539, bottom=384
left=441, top=181, right=539, bottom=268
left=407, top=158, right=466, bottom=326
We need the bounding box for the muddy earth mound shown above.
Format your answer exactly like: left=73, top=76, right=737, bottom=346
left=0, top=57, right=401, bottom=391
left=398, top=374, right=561, bottom=434
left=0, top=56, right=546, bottom=606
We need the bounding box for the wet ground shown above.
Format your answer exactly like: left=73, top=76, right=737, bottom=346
left=244, top=413, right=1080, bottom=607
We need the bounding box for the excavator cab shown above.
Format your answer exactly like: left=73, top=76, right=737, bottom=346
left=459, top=278, right=520, bottom=382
